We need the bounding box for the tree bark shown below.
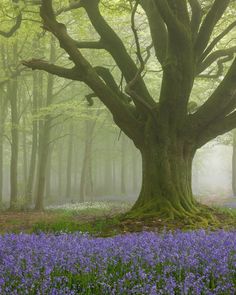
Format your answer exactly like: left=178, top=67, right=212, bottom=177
left=131, top=132, right=196, bottom=219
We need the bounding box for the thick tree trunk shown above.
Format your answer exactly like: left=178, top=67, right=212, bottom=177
left=131, top=136, right=196, bottom=219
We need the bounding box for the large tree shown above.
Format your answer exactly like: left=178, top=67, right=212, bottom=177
left=23, top=0, right=236, bottom=218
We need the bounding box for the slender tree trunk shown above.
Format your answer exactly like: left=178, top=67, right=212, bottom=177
left=0, top=111, right=3, bottom=203
left=45, top=148, right=52, bottom=199
left=73, top=138, right=79, bottom=198
left=9, top=78, right=19, bottom=209
left=57, top=144, right=63, bottom=198
left=120, top=134, right=126, bottom=195
left=232, top=129, right=236, bottom=196
left=0, top=88, right=7, bottom=203
left=112, top=156, right=116, bottom=194
left=132, top=148, right=138, bottom=193
left=103, top=136, right=112, bottom=195
left=79, top=118, right=95, bottom=202
left=86, top=152, right=93, bottom=200
left=65, top=122, right=74, bottom=199
left=22, top=116, right=28, bottom=195
left=131, top=132, right=196, bottom=219
left=34, top=37, right=55, bottom=211
left=26, top=71, right=40, bottom=205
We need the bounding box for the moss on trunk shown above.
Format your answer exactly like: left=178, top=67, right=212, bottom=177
left=129, top=134, right=200, bottom=220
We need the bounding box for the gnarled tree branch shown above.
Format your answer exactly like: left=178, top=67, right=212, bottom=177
left=22, top=59, right=82, bottom=81
left=81, top=0, right=155, bottom=107
left=200, top=20, right=236, bottom=62
left=23, top=0, right=143, bottom=143
left=197, top=46, right=236, bottom=75
left=189, top=57, right=236, bottom=138
left=141, top=0, right=167, bottom=65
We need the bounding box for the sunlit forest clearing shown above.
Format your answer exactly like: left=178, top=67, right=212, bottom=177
left=1, top=0, right=236, bottom=294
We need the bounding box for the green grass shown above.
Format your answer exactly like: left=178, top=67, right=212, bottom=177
left=32, top=215, right=121, bottom=236
left=1, top=201, right=236, bottom=236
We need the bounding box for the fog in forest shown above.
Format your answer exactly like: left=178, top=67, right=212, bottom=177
left=0, top=117, right=234, bottom=207
left=1, top=0, right=236, bottom=211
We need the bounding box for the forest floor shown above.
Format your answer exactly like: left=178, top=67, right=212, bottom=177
left=1, top=198, right=236, bottom=236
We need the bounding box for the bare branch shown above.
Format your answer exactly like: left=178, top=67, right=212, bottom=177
left=197, top=46, right=236, bottom=74
left=26, top=0, right=143, bottom=143
left=125, top=1, right=154, bottom=110
left=189, top=57, right=236, bottom=138
left=198, top=53, right=234, bottom=79
left=22, top=59, right=82, bottom=81
left=194, top=0, right=230, bottom=58
left=200, top=21, right=236, bottom=62
left=140, top=0, right=167, bottom=64
left=0, top=13, right=22, bottom=38
left=82, top=0, right=155, bottom=106
left=196, top=110, right=236, bottom=148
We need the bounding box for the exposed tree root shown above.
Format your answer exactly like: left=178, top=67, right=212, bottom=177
left=126, top=199, right=218, bottom=228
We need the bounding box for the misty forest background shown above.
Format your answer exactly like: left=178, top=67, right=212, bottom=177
left=0, top=0, right=235, bottom=211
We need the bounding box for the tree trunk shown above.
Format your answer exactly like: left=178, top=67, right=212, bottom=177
left=65, top=122, right=74, bottom=199
left=9, top=78, right=19, bottom=210
left=0, top=88, right=7, bottom=203
left=45, top=148, right=52, bottom=199
left=131, top=135, right=196, bottom=219
left=0, top=113, right=3, bottom=203
left=22, top=116, right=28, bottom=195
left=232, top=129, right=236, bottom=196
left=26, top=71, right=40, bottom=205
left=79, top=118, right=95, bottom=202
left=34, top=37, right=55, bottom=211
left=120, top=134, right=126, bottom=195
left=57, top=145, right=63, bottom=199
left=132, top=148, right=138, bottom=193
